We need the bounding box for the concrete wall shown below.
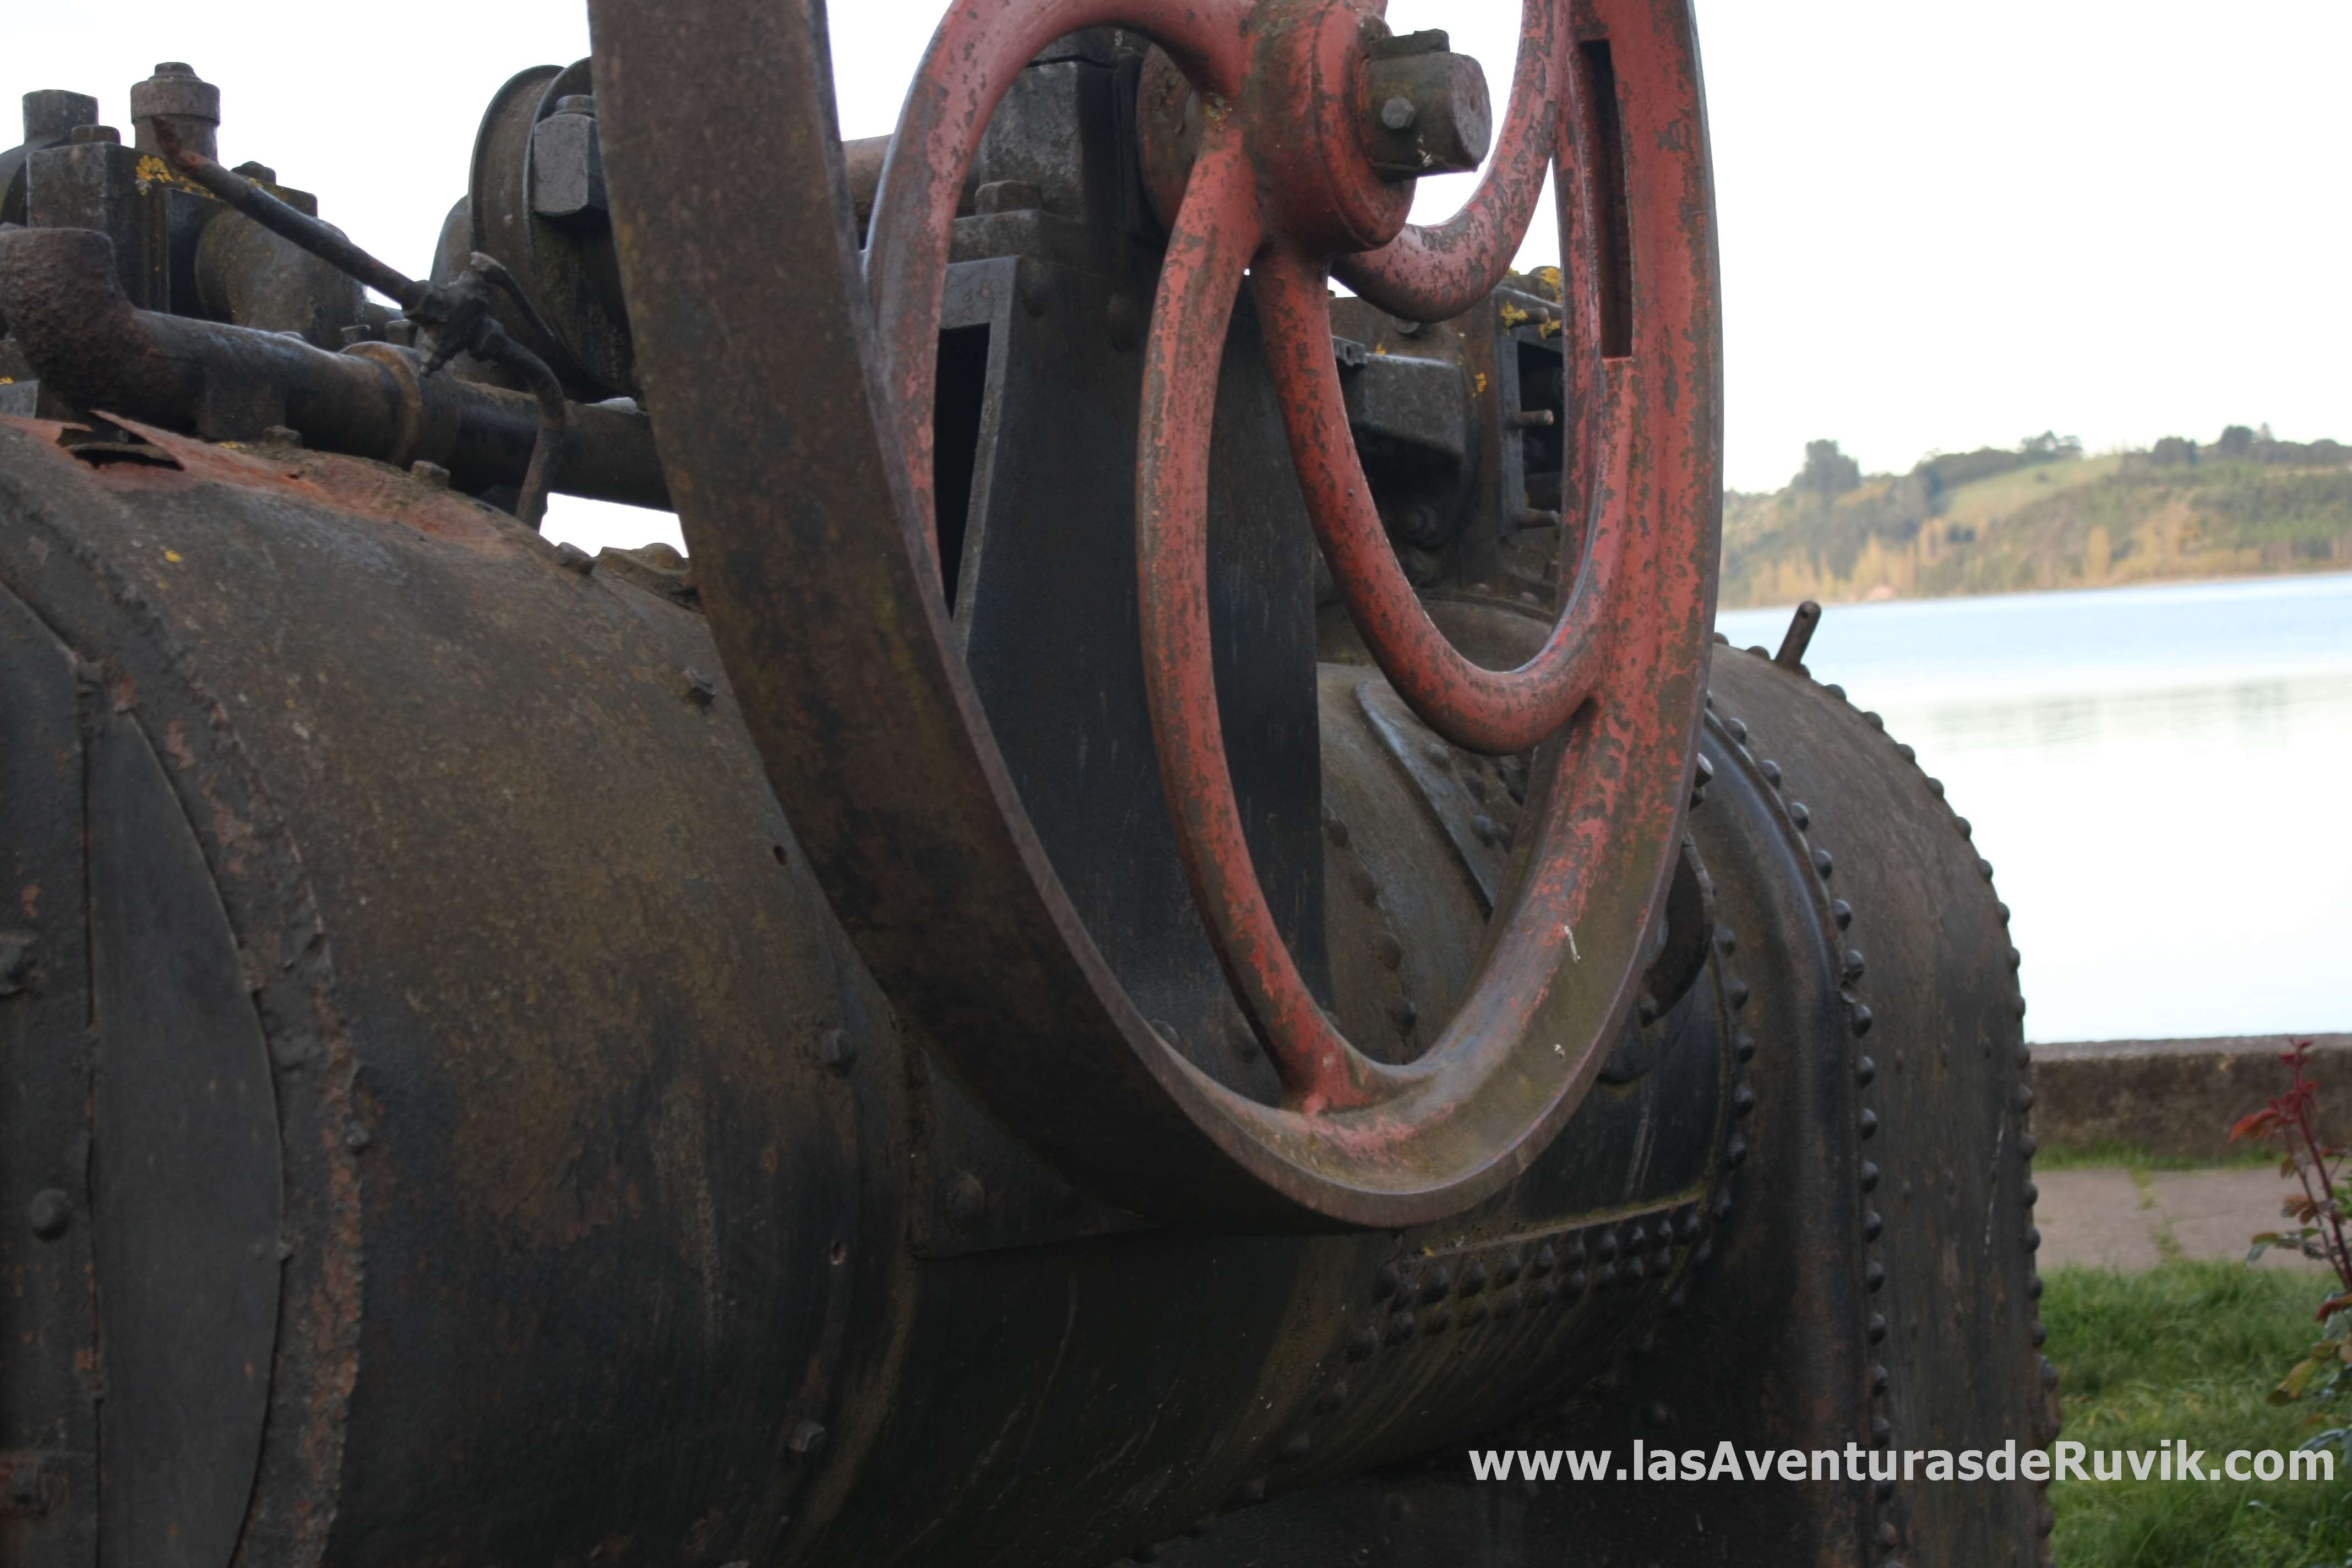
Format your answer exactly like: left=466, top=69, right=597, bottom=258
left=2030, top=1035, right=2352, bottom=1162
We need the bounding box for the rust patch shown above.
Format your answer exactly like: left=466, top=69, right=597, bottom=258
left=162, top=717, right=198, bottom=771
left=7, top=411, right=528, bottom=555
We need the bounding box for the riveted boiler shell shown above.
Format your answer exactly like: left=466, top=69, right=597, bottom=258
left=0, top=417, right=903, bottom=1567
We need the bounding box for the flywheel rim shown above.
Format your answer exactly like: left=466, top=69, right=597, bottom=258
left=591, top=0, right=1721, bottom=1228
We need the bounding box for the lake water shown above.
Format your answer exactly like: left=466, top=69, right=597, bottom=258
left=1717, top=574, right=2352, bottom=1044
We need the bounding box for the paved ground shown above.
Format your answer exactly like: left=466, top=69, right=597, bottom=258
left=2035, top=1166, right=2331, bottom=1271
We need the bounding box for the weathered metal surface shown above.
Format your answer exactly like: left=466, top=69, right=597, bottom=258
left=0, top=416, right=884, bottom=1565
left=1520, top=633, right=2045, bottom=1567
left=1353, top=678, right=1518, bottom=912
left=940, top=253, right=1325, bottom=1097
left=86, top=710, right=281, bottom=1568
left=191, top=208, right=366, bottom=350
left=0, top=415, right=1751, bottom=1566
left=0, top=11, right=2054, bottom=1565
left=599, top=0, right=1717, bottom=1226
left=128, top=63, right=219, bottom=164
left=145, top=128, right=575, bottom=527
left=1126, top=0, right=1711, bottom=1148
left=0, top=227, right=664, bottom=508
left=1360, top=31, right=1495, bottom=179
left=469, top=61, right=638, bottom=400
left=596, top=0, right=1362, bottom=1230
left=1331, top=0, right=1560, bottom=319
left=0, top=90, right=99, bottom=243
left=0, top=579, right=96, bottom=1568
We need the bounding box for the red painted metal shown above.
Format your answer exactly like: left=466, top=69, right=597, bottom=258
left=1332, top=0, right=1564, bottom=321
left=865, top=0, right=1250, bottom=565
left=1255, top=241, right=1620, bottom=756
left=644, top=0, right=1719, bottom=1223
left=1112, top=0, right=1712, bottom=1124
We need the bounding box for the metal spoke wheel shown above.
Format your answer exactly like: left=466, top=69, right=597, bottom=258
left=590, top=0, right=1719, bottom=1228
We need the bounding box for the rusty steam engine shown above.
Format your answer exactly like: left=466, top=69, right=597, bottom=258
left=0, top=2, right=2056, bottom=1565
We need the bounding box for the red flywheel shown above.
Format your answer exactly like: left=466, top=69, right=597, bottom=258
left=593, top=0, right=1721, bottom=1227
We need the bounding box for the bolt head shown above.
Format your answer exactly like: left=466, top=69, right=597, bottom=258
left=786, top=1418, right=829, bottom=1461
left=0, top=933, right=34, bottom=995
left=531, top=111, right=608, bottom=227
left=948, top=1170, right=987, bottom=1224
left=1362, top=46, right=1491, bottom=178
left=22, top=89, right=99, bottom=146
left=28, top=1188, right=72, bottom=1240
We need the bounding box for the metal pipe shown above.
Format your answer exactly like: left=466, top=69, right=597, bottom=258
left=0, top=226, right=667, bottom=510
left=1774, top=599, right=1821, bottom=671
left=843, top=134, right=889, bottom=233
left=153, top=122, right=574, bottom=528
left=843, top=134, right=983, bottom=239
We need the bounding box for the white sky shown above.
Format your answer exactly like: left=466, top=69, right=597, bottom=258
left=8, top=1, right=2348, bottom=548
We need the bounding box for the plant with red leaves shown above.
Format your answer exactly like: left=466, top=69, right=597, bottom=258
left=2233, top=1039, right=2352, bottom=1420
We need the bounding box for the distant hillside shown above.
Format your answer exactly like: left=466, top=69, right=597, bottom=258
left=1721, top=428, right=2352, bottom=608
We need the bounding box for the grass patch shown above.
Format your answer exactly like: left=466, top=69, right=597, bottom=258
left=2048, top=1260, right=2352, bottom=1566
left=2035, top=1140, right=2281, bottom=1173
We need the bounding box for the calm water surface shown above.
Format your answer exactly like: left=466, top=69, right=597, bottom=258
left=1716, top=574, right=2352, bottom=1043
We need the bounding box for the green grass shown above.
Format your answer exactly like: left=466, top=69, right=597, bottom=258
left=2048, top=1260, right=2352, bottom=1566
left=2035, top=1140, right=2282, bottom=1173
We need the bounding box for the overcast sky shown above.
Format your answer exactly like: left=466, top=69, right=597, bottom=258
left=8, top=1, right=2346, bottom=547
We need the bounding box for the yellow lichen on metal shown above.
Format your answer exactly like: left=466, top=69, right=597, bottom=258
left=133, top=154, right=208, bottom=197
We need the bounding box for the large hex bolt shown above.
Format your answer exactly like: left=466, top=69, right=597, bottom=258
left=129, top=62, right=220, bottom=163
left=531, top=95, right=607, bottom=228
left=21, top=90, right=99, bottom=148
left=1359, top=29, right=1492, bottom=181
